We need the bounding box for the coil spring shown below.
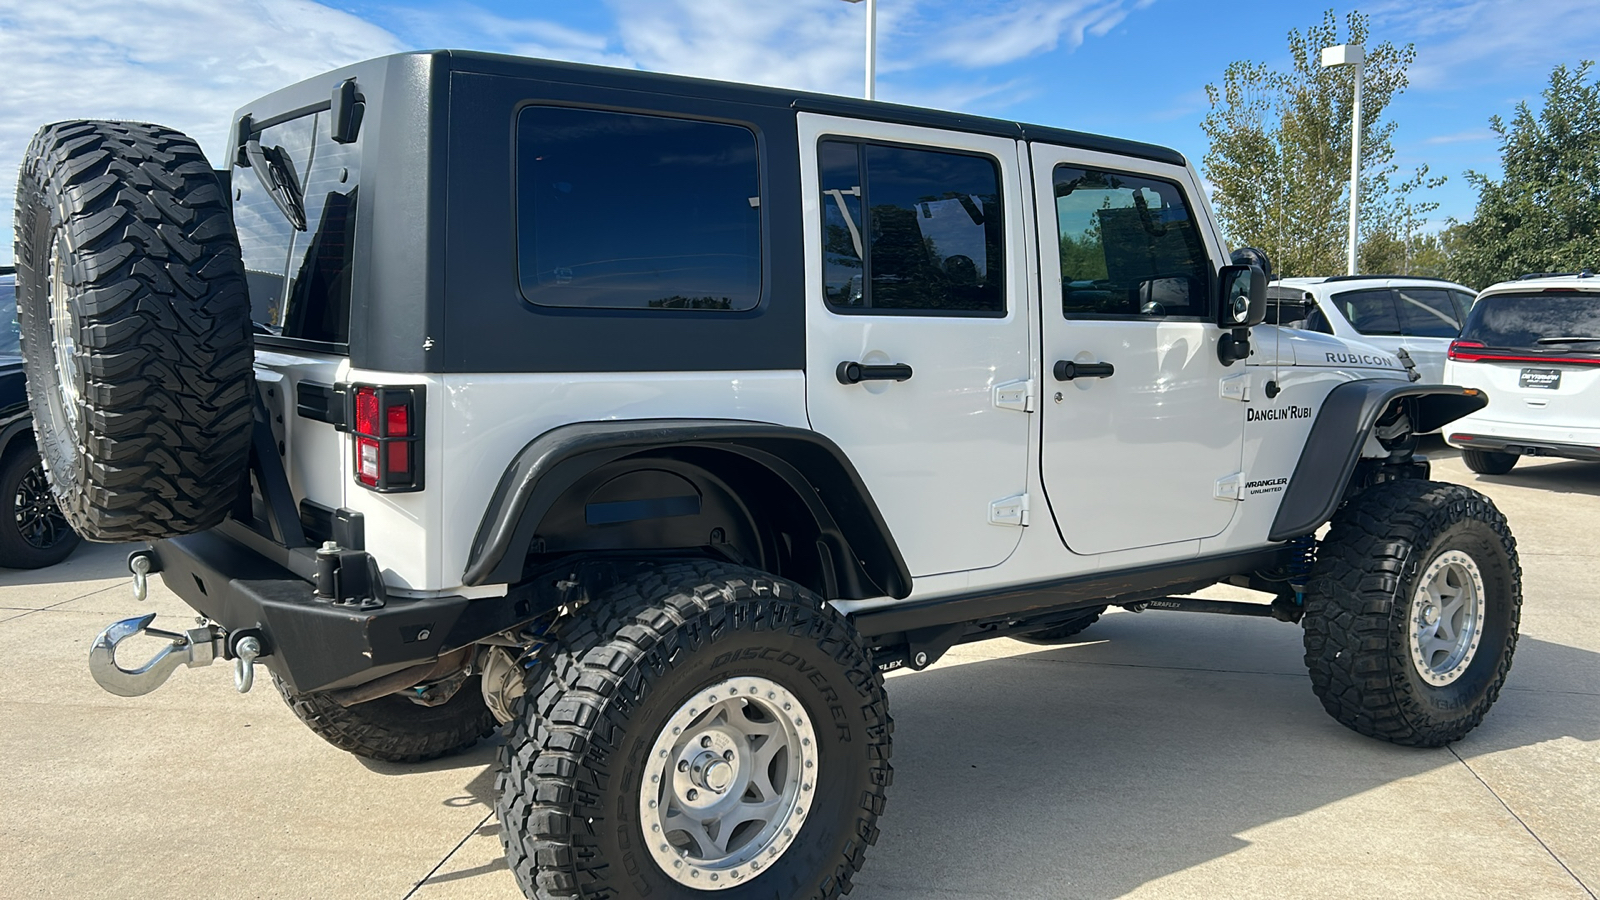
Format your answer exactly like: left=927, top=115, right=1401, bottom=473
left=1286, top=534, right=1316, bottom=602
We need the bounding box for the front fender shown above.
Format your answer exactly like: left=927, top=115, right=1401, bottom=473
left=1268, top=382, right=1487, bottom=541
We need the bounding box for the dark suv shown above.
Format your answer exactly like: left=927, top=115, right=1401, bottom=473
left=0, top=267, right=78, bottom=568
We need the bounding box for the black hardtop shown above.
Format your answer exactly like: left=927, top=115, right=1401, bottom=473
left=236, top=49, right=1186, bottom=168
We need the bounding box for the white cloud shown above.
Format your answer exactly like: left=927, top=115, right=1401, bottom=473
left=377, top=4, right=633, bottom=69
left=911, top=0, right=1141, bottom=70
left=1, top=0, right=404, bottom=264
left=1423, top=129, right=1494, bottom=145
left=1370, top=0, right=1600, bottom=90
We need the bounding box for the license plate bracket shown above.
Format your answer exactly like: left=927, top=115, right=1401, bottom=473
left=1519, top=368, right=1562, bottom=390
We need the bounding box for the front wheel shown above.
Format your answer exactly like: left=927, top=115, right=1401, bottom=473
left=1302, top=480, right=1521, bottom=747
left=496, top=561, right=891, bottom=899
left=0, top=444, right=80, bottom=568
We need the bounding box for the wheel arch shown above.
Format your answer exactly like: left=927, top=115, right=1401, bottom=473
left=1269, top=381, right=1487, bottom=541
left=462, top=419, right=912, bottom=600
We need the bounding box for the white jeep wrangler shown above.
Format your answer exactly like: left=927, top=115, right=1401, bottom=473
left=14, top=51, right=1520, bottom=900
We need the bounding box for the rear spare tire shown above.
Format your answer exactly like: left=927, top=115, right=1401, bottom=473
left=13, top=121, right=254, bottom=540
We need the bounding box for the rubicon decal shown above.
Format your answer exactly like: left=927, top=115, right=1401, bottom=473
left=1326, top=351, right=1400, bottom=368
left=1247, top=405, right=1313, bottom=422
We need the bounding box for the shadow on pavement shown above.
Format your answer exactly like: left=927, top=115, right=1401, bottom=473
left=0, top=539, right=131, bottom=587
left=1475, top=460, right=1600, bottom=498
left=386, top=609, right=1598, bottom=898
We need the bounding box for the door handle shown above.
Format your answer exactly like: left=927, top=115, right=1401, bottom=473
left=1053, top=360, right=1114, bottom=381
left=837, top=361, right=914, bottom=385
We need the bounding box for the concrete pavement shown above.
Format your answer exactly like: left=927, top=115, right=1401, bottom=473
left=1, top=444, right=1595, bottom=899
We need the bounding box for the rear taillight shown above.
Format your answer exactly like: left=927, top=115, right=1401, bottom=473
left=350, top=385, right=423, bottom=491
left=1448, top=339, right=1600, bottom=366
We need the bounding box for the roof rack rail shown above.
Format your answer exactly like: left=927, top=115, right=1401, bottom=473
left=1515, top=271, right=1593, bottom=280
left=1319, top=274, right=1460, bottom=284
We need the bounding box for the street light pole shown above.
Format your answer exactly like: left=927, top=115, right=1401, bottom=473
left=1321, top=43, right=1364, bottom=276
left=841, top=0, right=877, bottom=100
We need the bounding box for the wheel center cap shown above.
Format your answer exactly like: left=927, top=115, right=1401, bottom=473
left=702, top=758, right=734, bottom=793
left=1422, top=604, right=1440, bottom=626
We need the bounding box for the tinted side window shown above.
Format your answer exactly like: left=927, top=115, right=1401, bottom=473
left=1452, top=290, right=1477, bottom=322
left=1333, top=288, right=1400, bottom=335
left=820, top=139, right=1004, bottom=315
left=517, top=107, right=760, bottom=311
left=233, top=112, right=358, bottom=345
left=1395, top=287, right=1463, bottom=337
left=1054, top=166, right=1210, bottom=318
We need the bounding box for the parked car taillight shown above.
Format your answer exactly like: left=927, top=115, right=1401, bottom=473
left=1447, top=340, right=1486, bottom=361
left=1449, top=339, right=1600, bottom=366
left=350, top=385, right=423, bottom=491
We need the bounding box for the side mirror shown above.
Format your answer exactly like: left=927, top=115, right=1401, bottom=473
left=1216, top=264, right=1267, bottom=366
left=1217, top=263, right=1268, bottom=328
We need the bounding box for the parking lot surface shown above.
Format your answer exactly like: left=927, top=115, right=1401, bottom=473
left=1, top=443, right=1595, bottom=899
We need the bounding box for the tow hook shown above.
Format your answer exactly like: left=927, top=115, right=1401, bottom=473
left=88, top=613, right=228, bottom=697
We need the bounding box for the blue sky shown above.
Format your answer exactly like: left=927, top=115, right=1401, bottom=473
left=3, top=0, right=1597, bottom=266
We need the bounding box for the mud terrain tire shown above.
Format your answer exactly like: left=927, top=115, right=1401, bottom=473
left=1303, top=480, right=1520, bottom=747
left=497, top=561, right=892, bottom=900
left=13, top=121, right=253, bottom=540
left=273, top=672, right=498, bottom=764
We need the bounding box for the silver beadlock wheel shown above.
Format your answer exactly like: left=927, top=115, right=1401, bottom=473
left=640, top=675, right=819, bottom=890
left=1407, top=549, right=1487, bottom=686
left=47, top=238, right=81, bottom=436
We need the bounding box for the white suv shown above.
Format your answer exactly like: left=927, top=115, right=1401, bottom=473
left=1443, top=273, right=1600, bottom=474
left=1270, top=276, right=1478, bottom=383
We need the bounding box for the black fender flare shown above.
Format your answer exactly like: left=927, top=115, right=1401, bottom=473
left=462, top=419, right=912, bottom=599
left=1268, top=381, right=1487, bottom=541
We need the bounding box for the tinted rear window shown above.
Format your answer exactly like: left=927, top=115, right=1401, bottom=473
left=516, top=106, right=761, bottom=312
left=233, top=110, right=360, bottom=345
left=1459, top=292, right=1600, bottom=348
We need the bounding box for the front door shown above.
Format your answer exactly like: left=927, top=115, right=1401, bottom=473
left=800, top=114, right=1032, bottom=578
left=1031, top=146, right=1244, bottom=556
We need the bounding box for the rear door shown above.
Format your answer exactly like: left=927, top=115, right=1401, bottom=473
left=1393, top=285, right=1466, bottom=382
left=799, top=114, right=1032, bottom=578
left=1031, top=145, right=1243, bottom=556
left=1328, top=287, right=1405, bottom=358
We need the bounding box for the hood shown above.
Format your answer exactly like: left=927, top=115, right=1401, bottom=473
left=1248, top=327, right=1409, bottom=376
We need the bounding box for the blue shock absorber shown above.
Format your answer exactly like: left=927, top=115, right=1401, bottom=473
left=1286, top=534, right=1316, bottom=605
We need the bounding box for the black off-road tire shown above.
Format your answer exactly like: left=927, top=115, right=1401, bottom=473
left=13, top=121, right=253, bottom=541
left=1302, top=480, right=1521, bottom=747
left=1462, top=449, right=1518, bottom=475
left=497, top=561, right=892, bottom=900
left=1013, top=605, right=1107, bottom=645
left=0, top=443, right=80, bottom=568
left=273, top=672, right=498, bottom=764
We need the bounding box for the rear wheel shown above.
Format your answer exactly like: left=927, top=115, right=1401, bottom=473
left=0, top=443, right=80, bottom=568
left=1462, top=449, right=1517, bottom=475
left=497, top=561, right=891, bottom=899
left=273, top=672, right=497, bottom=764
left=1302, top=479, right=1520, bottom=746
left=13, top=120, right=253, bottom=540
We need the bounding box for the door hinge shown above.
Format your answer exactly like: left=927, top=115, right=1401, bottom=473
left=989, top=493, right=1030, bottom=526
left=1220, top=373, right=1252, bottom=402
left=993, top=379, right=1035, bottom=413
left=1214, top=473, right=1243, bottom=502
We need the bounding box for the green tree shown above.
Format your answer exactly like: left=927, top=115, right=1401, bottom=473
left=1448, top=61, right=1600, bottom=289
left=1201, top=9, right=1442, bottom=277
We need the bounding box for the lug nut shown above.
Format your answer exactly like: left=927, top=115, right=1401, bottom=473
left=687, top=789, right=699, bottom=801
